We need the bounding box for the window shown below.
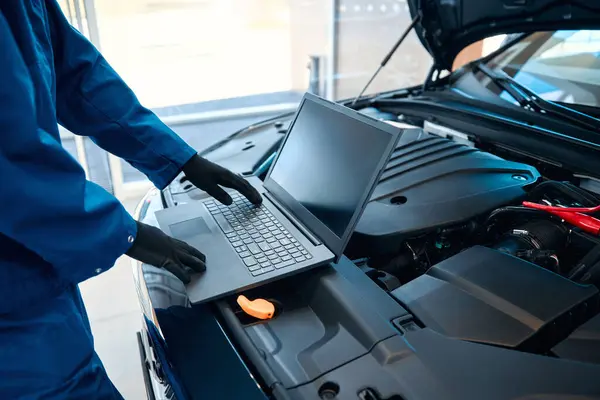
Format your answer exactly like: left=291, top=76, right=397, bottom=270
left=484, top=30, right=600, bottom=107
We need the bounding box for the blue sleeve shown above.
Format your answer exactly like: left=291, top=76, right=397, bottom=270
left=46, top=1, right=197, bottom=190
left=0, top=13, right=137, bottom=284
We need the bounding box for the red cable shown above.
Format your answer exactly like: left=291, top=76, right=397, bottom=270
left=522, top=201, right=600, bottom=235
left=522, top=201, right=600, bottom=213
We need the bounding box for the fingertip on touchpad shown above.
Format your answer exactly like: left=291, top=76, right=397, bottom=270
left=169, top=217, right=212, bottom=240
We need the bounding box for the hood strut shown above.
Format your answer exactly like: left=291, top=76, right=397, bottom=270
left=351, top=15, right=421, bottom=106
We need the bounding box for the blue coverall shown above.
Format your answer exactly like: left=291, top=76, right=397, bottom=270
left=0, top=1, right=197, bottom=398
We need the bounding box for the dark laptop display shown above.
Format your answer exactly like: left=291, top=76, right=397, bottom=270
left=264, top=94, right=399, bottom=261
left=268, top=98, right=394, bottom=238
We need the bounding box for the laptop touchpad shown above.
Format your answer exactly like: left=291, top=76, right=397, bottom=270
left=169, top=217, right=212, bottom=240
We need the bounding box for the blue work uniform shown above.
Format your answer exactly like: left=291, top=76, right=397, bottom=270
left=0, top=1, right=196, bottom=398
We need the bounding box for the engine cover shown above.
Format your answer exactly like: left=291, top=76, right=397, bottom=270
left=351, top=129, right=540, bottom=256
left=553, top=314, right=600, bottom=364
left=391, top=246, right=600, bottom=351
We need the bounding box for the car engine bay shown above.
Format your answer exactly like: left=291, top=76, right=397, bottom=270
left=348, top=121, right=600, bottom=363
left=162, top=107, right=600, bottom=397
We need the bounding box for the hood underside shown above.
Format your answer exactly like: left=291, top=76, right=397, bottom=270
left=408, top=0, right=600, bottom=70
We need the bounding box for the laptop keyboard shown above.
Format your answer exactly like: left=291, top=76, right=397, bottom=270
left=205, top=193, right=312, bottom=276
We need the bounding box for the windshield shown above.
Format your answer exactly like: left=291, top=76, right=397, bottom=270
left=480, top=31, right=600, bottom=108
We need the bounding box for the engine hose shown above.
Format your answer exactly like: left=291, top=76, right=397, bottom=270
left=484, top=206, right=561, bottom=229
left=494, top=219, right=568, bottom=252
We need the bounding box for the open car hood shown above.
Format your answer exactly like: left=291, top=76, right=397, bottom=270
left=408, top=0, right=600, bottom=70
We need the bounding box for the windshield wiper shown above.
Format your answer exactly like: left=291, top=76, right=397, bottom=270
left=473, top=61, right=600, bottom=131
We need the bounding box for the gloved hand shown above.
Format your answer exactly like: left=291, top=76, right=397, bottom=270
left=182, top=154, right=262, bottom=205
left=126, top=221, right=206, bottom=283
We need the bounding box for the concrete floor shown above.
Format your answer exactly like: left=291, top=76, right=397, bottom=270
left=79, top=197, right=147, bottom=399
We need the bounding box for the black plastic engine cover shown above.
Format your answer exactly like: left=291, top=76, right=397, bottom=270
left=351, top=129, right=540, bottom=256
left=553, top=314, right=600, bottom=364
left=391, top=246, right=599, bottom=351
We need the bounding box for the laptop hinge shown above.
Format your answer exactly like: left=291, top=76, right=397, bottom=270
left=263, top=192, right=321, bottom=246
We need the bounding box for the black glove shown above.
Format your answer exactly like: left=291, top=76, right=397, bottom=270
left=126, top=221, right=206, bottom=283
left=182, top=154, right=262, bottom=205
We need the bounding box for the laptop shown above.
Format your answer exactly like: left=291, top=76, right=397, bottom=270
left=156, top=93, right=401, bottom=304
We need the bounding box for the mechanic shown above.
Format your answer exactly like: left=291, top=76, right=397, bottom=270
left=0, top=1, right=262, bottom=399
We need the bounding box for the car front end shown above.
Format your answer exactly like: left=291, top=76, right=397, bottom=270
left=132, top=2, right=600, bottom=398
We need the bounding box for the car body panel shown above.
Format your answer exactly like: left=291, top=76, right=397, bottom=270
left=133, top=189, right=600, bottom=399
left=407, top=0, right=600, bottom=69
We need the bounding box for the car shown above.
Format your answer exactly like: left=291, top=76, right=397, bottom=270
left=131, top=1, right=600, bottom=399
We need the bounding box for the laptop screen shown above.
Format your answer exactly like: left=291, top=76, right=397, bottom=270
left=266, top=94, right=399, bottom=257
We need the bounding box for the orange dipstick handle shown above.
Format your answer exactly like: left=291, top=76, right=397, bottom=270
left=237, top=295, right=275, bottom=320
